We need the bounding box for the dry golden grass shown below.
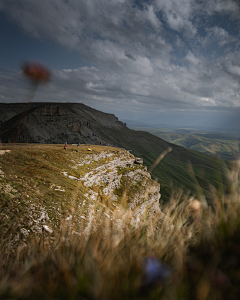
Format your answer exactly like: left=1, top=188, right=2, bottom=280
left=1, top=143, right=121, bottom=152
left=1, top=145, right=240, bottom=299
left=1, top=186, right=240, bottom=299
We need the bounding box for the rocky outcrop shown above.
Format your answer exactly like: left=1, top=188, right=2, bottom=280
left=63, top=150, right=161, bottom=221
left=0, top=103, right=126, bottom=144
left=0, top=146, right=162, bottom=248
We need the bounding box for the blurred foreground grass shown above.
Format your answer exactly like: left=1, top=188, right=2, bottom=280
left=1, top=146, right=240, bottom=299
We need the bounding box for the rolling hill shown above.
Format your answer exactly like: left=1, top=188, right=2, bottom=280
left=129, top=126, right=240, bottom=161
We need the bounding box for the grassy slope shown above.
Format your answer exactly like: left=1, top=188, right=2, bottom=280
left=172, top=135, right=239, bottom=160
left=0, top=143, right=159, bottom=237
left=0, top=144, right=126, bottom=233
left=96, top=127, right=232, bottom=203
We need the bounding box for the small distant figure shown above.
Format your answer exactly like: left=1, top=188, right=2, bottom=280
left=87, top=147, right=92, bottom=151
left=65, top=141, right=67, bottom=146
left=77, top=143, right=80, bottom=147
left=100, top=142, right=102, bottom=145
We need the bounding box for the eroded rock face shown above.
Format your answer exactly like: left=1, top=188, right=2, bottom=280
left=63, top=150, right=161, bottom=220
left=0, top=147, right=162, bottom=249
left=0, top=103, right=126, bottom=144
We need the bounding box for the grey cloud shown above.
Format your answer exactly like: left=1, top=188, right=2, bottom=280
left=155, top=0, right=198, bottom=35
left=124, top=51, right=136, bottom=60
left=184, top=51, right=200, bottom=65
left=0, top=0, right=163, bottom=50
left=206, top=0, right=240, bottom=15
left=1, top=0, right=240, bottom=121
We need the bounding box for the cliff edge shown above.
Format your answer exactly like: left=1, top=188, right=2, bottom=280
left=0, top=144, right=161, bottom=248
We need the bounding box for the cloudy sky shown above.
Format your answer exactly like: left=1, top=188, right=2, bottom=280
left=1, top=0, right=240, bottom=129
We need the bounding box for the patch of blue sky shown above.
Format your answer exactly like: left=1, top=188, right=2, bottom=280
left=0, top=12, right=88, bottom=72
left=203, top=13, right=240, bottom=36
left=133, top=0, right=153, bottom=11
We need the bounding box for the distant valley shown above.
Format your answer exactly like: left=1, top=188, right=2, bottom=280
left=129, top=126, right=240, bottom=161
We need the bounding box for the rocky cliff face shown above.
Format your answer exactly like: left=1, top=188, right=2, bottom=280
left=0, top=103, right=126, bottom=144
left=0, top=144, right=161, bottom=248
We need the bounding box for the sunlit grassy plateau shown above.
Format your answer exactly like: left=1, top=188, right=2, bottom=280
left=1, top=144, right=240, bottom=299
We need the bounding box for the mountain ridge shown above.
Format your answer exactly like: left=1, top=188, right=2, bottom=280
left=0, top=102, right=232, bottom=202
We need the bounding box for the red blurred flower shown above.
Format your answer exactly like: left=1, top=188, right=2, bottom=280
left=22, top=62, right=50, bottom=83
